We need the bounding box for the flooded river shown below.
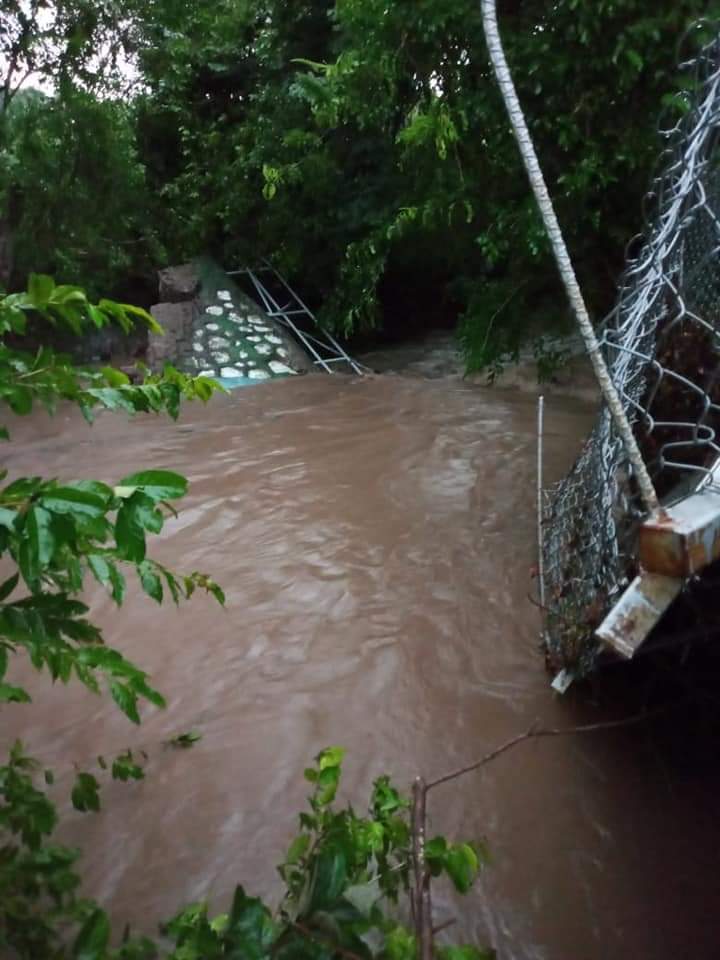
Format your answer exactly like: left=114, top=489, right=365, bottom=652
left=4, top=369, right=720, bottom=958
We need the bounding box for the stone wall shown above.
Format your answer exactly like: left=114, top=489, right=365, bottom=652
left=147, top=301, right=196, bottom=370
left=148, top=264, right=199, bottom=370
left=149, top=260, right=311, bottom=381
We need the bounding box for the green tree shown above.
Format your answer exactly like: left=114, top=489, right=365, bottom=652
left=7, top=2, right=720, bottom=362
left=0, top=2, right=160, bottom=295
left=2, top=89, right=161, bottom=297
left=132, top=0, right=720, bottom=368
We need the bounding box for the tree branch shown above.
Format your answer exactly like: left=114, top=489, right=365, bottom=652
left=411, top=777, right=434, bottom=960
left=426, top=712, right=663, bottom=793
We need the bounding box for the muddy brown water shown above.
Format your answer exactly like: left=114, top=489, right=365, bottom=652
left=4, top=373, right=720, bottom=958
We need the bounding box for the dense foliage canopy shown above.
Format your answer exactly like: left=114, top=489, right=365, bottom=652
left=3, top=1, right=720, bottom=366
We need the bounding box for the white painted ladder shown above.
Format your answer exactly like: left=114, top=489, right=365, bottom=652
left=228, top=261, right=365, bottom=375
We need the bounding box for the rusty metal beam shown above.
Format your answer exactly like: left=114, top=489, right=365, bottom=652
left=639, top=483, right=720, bottom=578
left=597, top=462, right=720, bottom=659
left=596, top=571, right=683, bottom=659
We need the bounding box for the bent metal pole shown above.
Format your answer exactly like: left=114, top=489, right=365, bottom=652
left=480, top=0, right=660, bottom=514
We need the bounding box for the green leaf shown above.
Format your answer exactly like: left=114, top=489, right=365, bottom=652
left=119, top=302, right=163, bottom=334
left=111, top=749, right=145, bottom=782
left=625, top=49, right=644, bottom=71
left=165, top=730, right=202, bottom=749
left=162, top=568, right=181, bottom=604
left=285, top=833, right=311, bottom=865
left=28, top=273, right=55, bottom=308
left=115, top=500, right=146, bottom=563
left=101, top=365, right=130, bottom=387
left=7, top=385, right=32, bottom=415
left=425, top=836, right=448, bottom=859
left=425, top=835, right=448, bottom=877
left=227, top=885, right=277, bottom=951
left=88, top=554, right=111, bottom=587
left=40, top=486, right=109, bottom=517
left=27, top=505, right=55, bottom=567
left=444, top=842, right=479, bottom=894
left=117, top=470, right=188, bottom=501
left=110, top=682, right=141, bottom=724
left=87, top=304, right=108, bottom=329
left=71, top=772, right=101, bottom=813
left=106, top=559, right=126, bottom=604
left=2, top=477, right=42, bottom=501
left=317, top=746, right=345, bottom=770
left=138, top=561, right=163, bottom=603
left=308, top=846, right=347, bottom=910
left=314, top=765, right=340, bottom=806
left=98, top=299, right=132, bottom=334
left=210, top=914, right=229, bottom=934
left=207, top=581, right=225, bottom=605
left=372, top=775, right=405, bottom=814
left=0, top=573, right=19, bottom=602
left=384, top=924, right=416, bottom=960
left=0, top=681, right=31, bottom=703
left=73, top=907, right=110, bottom=959
left=133, top=493, right=164, bottom=534
left=50, top=284, right=87, bottom=306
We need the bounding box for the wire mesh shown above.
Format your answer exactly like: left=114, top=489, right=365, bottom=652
left=542, top=30, right=720, bottom=676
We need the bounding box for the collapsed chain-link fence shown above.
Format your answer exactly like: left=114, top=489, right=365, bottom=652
left=542, top=30, right=720, bottom=676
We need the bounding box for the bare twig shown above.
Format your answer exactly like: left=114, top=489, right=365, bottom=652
left=426, top=712, right=661, bottom=792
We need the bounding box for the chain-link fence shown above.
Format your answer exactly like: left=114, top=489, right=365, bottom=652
left=542, top=30, right=720, bottom=676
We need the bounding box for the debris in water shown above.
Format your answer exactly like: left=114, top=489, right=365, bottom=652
left=269, top=360, right=295, bottom=375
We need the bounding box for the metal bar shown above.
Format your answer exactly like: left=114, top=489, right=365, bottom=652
left=639, top=478, right=720, bottom=576
left=318, top=327, right=364, bottom=375
left=262, top=259, right=364, bottom=374
left=596, top=572, right=683, bottom=658
left=254, top=280, right=347, bottom=362
left=293, top=329, right=345, bottom=351
left=233, top=260, right=364, bottom=375
left=537, top=395, right=546, bottom=611
left=247, top=271, right=276, bottom=315
left=249, top=271, right=333, bottom=373
left=226, top=266, right=273, bottom=275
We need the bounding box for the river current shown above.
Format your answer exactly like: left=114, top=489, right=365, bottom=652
left=4, top=367, right=719, bottom=958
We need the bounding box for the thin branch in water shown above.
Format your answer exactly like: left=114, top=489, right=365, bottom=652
left=426, top=711, right=663, bottom=793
